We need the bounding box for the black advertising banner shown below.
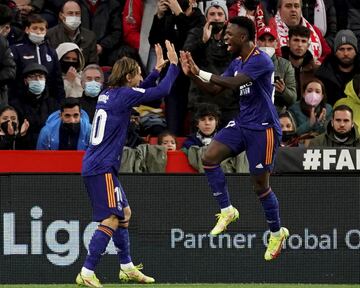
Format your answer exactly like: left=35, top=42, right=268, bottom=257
left=0, top=174, right=359, bottom=284
left=274, top=147, right=360, bottom=173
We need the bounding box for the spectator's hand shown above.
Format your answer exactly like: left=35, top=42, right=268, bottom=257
left=65, top=66, right=77, bottom=82
left=154, top=43, right=169, bottom=72
left=20, top=119, right=30, bottom=136
left=309, top=107, right=317, bottom=126
left=96, top=44, right=103, bottom=55
left=164, top=0, right=183, bottom=16
left=317, top=108, right=327, bottom=123
left=5, top=121, right=15, bottom=135
left=165, top=40, right=178, bottom=65
left=202, top=21, right=213, bottom=43
left=157, top=0, right=168, bottom=18
left=274, top=78, right=286, bottom=93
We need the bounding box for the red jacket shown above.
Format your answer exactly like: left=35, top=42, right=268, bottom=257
left=122, top=0, right=144, bottom=50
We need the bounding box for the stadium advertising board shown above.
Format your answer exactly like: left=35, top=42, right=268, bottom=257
left=0, top=174, right=359, bottom=283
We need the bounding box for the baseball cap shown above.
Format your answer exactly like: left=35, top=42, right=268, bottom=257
left=257, top=26, right=278, bottom=40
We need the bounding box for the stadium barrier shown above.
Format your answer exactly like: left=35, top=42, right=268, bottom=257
left=0, top=171, right=359, bottom=283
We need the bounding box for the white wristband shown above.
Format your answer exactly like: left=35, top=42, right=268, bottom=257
left=198, top=70, right=212, bottom=82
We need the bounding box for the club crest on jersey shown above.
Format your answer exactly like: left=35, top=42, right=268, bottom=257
left=239, top=82, right=252, bottom=97
left=132, top=87, right=145, bottom=93
left=98, top=94, right=109, bottom=103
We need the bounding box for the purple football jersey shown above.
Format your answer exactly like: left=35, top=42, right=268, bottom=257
left=82, top=65, right=179, bottom=176
left=222, top=48, right=281, bottom=135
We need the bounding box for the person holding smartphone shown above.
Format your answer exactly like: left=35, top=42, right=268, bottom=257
left=183, top=0, right=239, bottom=128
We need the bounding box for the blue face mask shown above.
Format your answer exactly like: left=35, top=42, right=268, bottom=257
left=84, top=80, right=102, bottom=98
left=28, top=80, right=46, bottom=95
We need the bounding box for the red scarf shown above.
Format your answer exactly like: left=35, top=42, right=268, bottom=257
left=275, top=12, right=322, bottom=61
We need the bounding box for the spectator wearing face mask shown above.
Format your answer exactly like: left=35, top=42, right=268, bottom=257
left=279, top=110, right=299, bottom=147
left=56, top=42, right=85, bottom=98
left=9, top=63, right=58, bottom=148
left=0, top=105, right=30, bottom=149
left=288, top=78, right=332, bottom=138
left=257, top=25, right=296, bottom=113
left=36, top=97, right=91, bottom=150
left=9, top=14, right=65, bottom=105
left=78, top=64, right=104, bottom=122
left=47, top=0, right=98, bottom=65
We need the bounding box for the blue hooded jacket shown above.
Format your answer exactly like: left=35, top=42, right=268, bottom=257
left=36, top=109, right=92, bottom=150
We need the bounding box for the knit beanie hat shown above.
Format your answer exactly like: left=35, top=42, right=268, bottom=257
left=334, top=29, right=358, bottom=52
left=204, top=0, right=228, bottom=20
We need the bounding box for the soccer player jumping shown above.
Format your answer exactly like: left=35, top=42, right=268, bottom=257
left=180, top=16, right=289, bottom=261
left=76, top=41, right=179, bottom=287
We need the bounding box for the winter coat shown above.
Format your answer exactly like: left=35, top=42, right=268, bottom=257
left=47, top=22, right=98, bottom=65
left=183, top=26, right=239, bottom=118
left=36, top=109, right=91, bottom=150
left=288, top=100, right=333, bottom=136
left=308, top=120, right=360, bottom=147
left=77, top=0, right=122, bottom=51
left=302, top=0, right=337, bottom=48
left=9, top=36, right=65, bottom=103
left=315, top=54, right=360, bottom=105
left=148, top=7, right=205, bottom=52
left=56, top=42, right=85, bottom=98
left=334, top=80, right=360, bottom=135
left=272, top=54, right=297, bottom=111
left=0, top=35, right=16, bottom=106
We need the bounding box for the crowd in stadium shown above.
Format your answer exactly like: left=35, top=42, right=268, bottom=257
left=1, top=0, right=360, bottom=157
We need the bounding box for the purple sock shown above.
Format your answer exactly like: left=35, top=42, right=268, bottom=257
left=112, top=227, right=132, bottom=264
left=84, top=224, right=114, bottom=271
left=258, top=188, right=280, bottom=232
left=203, top=164, right=231, bottom=209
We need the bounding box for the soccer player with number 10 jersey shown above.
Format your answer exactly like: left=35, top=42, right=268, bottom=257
left=76, top=41, right=179, bottom=287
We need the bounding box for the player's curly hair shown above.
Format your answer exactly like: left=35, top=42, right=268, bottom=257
left=108, top=56, right=139, bottom=87
left=229, top=16, right=256, bottom=42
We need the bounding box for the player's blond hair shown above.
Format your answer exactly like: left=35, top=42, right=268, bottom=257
left=108, top=56, right=139, bottom=87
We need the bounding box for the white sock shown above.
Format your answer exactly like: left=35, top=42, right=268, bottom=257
left=221, top=205, right=233, bottom=213
left=121, top=262, right=135, bottom=271
left=271, top=229, right=281, bottom=237
left=81, top=267, right=94, bottom=277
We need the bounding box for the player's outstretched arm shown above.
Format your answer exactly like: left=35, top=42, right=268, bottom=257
left=180, top=51, right=223, bottom=95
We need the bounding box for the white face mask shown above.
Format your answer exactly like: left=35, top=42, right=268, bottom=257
left=64, top=16, right=81, bottom=31
left=259, top=47, right=275, bottom=58
left=28, top=32, right=45, bottom=44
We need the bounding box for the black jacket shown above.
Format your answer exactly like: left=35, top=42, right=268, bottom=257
left=9, top=36, right=65, bottom=104
left=148, top=8, right=205, bottom=52
left=0, top=35, right=16, bottom=106
left=315, top=54, right=360, bottom=105
left=77, top=0, right=123, bottom=50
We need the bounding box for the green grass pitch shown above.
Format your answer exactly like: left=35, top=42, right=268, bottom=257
left=0, top=284, right=357, bottom=288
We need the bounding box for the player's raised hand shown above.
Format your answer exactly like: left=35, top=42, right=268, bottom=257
left=185, top=52, right=200, bottom=76
left=180, top=51, right=192, bottom=76
left=154, top=43, right=169, bottom=72
left=165, top=40, right=178, bottom=65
